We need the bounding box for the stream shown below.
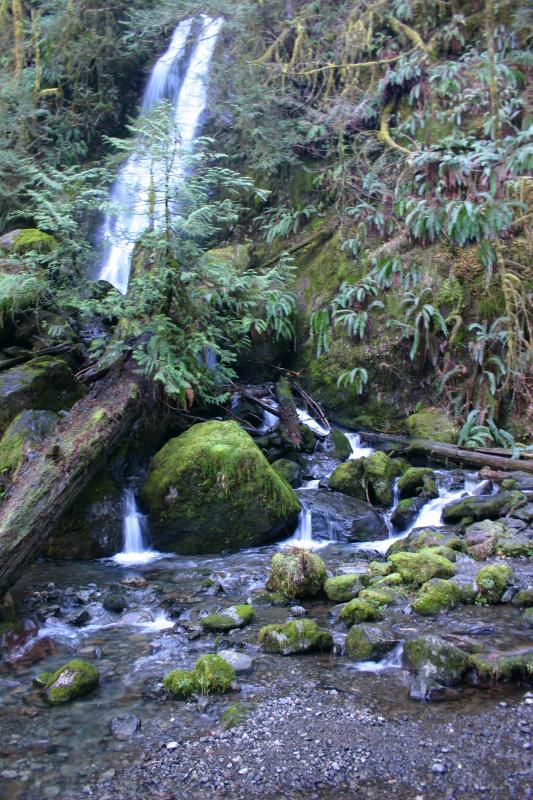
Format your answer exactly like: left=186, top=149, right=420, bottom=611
left=1, top=426, right=531, bottom=799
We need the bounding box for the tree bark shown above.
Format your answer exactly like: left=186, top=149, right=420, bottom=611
left=0, top=372, right=141, bottom=598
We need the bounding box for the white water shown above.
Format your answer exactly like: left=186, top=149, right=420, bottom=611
left=296, top=408, right=330, bottom=438
left=282, top=502, right=330, bottom=551
left=346, top=432, right=375, bottom=460
left=97, top=16, right=223, bottom=294
left=261, top=405, right=280, bottom=431
left=350, top=642, right=404, bottom=673
left=111, top=489, right=163, bottom=566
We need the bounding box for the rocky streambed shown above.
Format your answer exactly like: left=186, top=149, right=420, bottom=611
left=1, top=426, right=532, bottom=800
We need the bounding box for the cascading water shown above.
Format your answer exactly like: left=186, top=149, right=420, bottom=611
left=97, top=16, right=223, bottom=294
left=112, top=489, right=162, bottom=566
left=346, top=432, right=375, bottom=459
left=296, top=408, right=330, bottom=438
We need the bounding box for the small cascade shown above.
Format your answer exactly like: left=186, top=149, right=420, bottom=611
left=261, top=405, right=279, bottom=432
left=346, top=432, right=375, bottom=460
left=351, top=642, right=404, bottom=673
left=97, top=16, right=223, bottom=294
left=282, top=498, right=330, bottom=551
left=111, top=489, right=163, bottom=566
left=296, top=408, right=330, bottom=438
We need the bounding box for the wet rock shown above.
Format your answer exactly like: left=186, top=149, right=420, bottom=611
left=412, top=579, right=462, bottom=616
left=470, top=650, right=533, bottom=684
left=217, top=650, right=254, bottom=673
left=330, top=429, right=351, bottom=460
left=109, top=714, right=141, bottom=740
left=324, top=574, right=361, bottom=602
left=141, top=421, right=300, bottom=553
left=339, top=598, right=383, bottom=625
left=390, top=496, right=427, bottom=531
left=475, top=564, right=513, bottom=604
left=397, top=468, right=438, bottom=500
left=387, top=527, right=462, bottom=556
left=304, top=489, right=388, bottom=542
left=121, top=576, right=149, bottom=589
left=69, top=609, right=91, bottom=627
left=75, top=590, right=92, bottom=604
left=266, top=549, right=326, bottom=599
left=164, top=654, right=235, bottom=699
left=290, top=605, right=306, bottom=617
left=344, top=624, right=398, bottom=662
left=329, top=451, right=403, bottom=507
left=200, top=605, right=254, bottom=632
left=510, top=503, right=533, bottom=523
left=522, top=608, right=533, bottom=628
left=404, top=635, right=471, bottom=686
left=409, top=671, right=460, bottom=702
left=271, top=458, right=302, bottom=488
left=464, top=519, right=504, bottom=560
left=36, top=659, right=99, bottom=704
left=258, top=619, right=333, bottom=655
left=442, top=491, right=526, bottom=525
left=388, top=551, right=456, bottom=587
left=103, top=591, right=128, bottom=613
left=0, top=409, right=58, bottom=473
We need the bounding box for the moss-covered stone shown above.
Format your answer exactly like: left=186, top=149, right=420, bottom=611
left=328, top=459, right=365, bottom=498
left=388, top=551, right=456, bottom=587
left=388, top=527, right=463, bottom=556
left=200, top=605, right=254, bottom=632
left=36, top=660, right=99, bottom=705
left=266, top=548, right=327, bottom=599
left=412, top=579, right=462, bottom=616
left=470, top=651, right=533, bottom=683
left=397, top=468, right=438, bottom=500
left=271, top=458, right=302, bottom=487
left=11, top=228, right=58, bottom=254
left=258, top=619, right=333, bottom=655
left=140, top=421, right=300, bottom=554
left=324, top=574, right=361, bottom=602
left=405, top=407, right=458, bottom=444
left=0, top=409, right=57, bottom=473
left=511, top=590, right=533, bottom=608
left=366, top=561, right=394, bottom=578
left=370, top=572, right=404, bottom=588
left=0, top=357, right=85, bottom=435
left=163, top=654, right=236, bottom=698
left=345, top=624, right=398, bottom=662
left=403, top=635, right=471, bottom=685
left=330, top=429, right=351, bottom=460
left=475, top=564, right=513, bottom=604
left=523, top=608, right=533, bottom=628
left=390, top=496, right=427, bottom=531
left=358, top=588, right=399, bottom=606
left=339, top=598, right=383, bottom=625
left=328, top=450, right=401, bottom=507
left=442, top=491, right=526, bottom=525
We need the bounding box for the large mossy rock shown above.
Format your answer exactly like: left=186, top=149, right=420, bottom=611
left=324, top=574, right=361, bottom=602
left=258, top=619, right=333, bottom=655
left=42, top=470, right=123, bottom=559
left=397, top=467, right=438, bottom=500
left=266, top=548, right=327, bottom=599
left=140, top=421, right=300, bottom=554
left=35, top=659, right=99, bottom=705
left=345, top=624, right=398, bottom=662
left=328, top=451, right=403, bottom=507
left=404, top=635, right=471, bottom=689
left=163, top=654, right=236, bottom=699
left=412, top=578, right=462, bottom=615
left=388, top=550, right=456, bottom=587
left=387, top=527, right=463, bottom=556
left=0, top=356, right=84, bottom=435
left=405, top=407, right=458, bottom=444
left=0, top=409, right=57, bottom=473
left=475, top=564, right=513, bottom=604
left=200, top=604, right=254, bottom=632
left=442, top=492, right=526, bottom=525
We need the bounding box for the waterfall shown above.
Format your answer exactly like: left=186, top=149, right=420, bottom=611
left=97, top=16, right=223, bottom=294
left=112, top=489, right=162, bottom=566
left=296, top=408, right=330, bottom=438
left=346, top=432, right=375, bottom=460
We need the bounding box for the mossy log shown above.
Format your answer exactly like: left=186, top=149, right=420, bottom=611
left=0, top=373, right=141, bottom=597
left=275, top=377, right=302, bottom=447
left=362, top=433, right=533, bottom=474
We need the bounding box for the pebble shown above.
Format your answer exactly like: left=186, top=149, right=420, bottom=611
left=166, top=742, right=179, bottom=751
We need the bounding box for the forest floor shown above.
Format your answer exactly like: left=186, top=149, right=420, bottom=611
left=90, top=672, right=533, bottom=800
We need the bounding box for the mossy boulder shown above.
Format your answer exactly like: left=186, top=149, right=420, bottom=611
left=404, top=635, right=471, bottom=685
left=36, top=660, right=99, bottom=705
left=324, top=574, right=361, bottom=602
left=258, top=619, right=333, bottom=655
left=442, top=492, right=526, bottom=525
left=464, top=519, right=504, bottom=560
left=390, top=496, right=427, bottom=531
left=339, top=598, right=383, bottom=625
left=328, top=459, right=365, bottom=498
left=405, top=407, right=458, bottom=444
left=0, top=356, right=85, bottom=435
left=511, top=590, right=533, bottom=608
left=388, top=551, right=456, bottom=587
left=388, top=527, right=463, bottom=556
left=267, top=548, right=327, bottom=599
left=328, top=450, right=402, bottom=507
left=7, top=228, right=58, bottom=255
left=271, top=458, right=302, bottom=488
left=412, top=579, right=462, bottom=616
left=0, top=409, right=57, bottom=473
left=470, top=651, right=533, bottom=683
left=397, top=468, right=438, bottom=500
left=345, top=624, right=398, bottom=662
left=163, top=654, right=235, bottom=699
left=200, top=605, right=254, bottom=632
left=140, top=421, right=300, bottom=554
left=330, top=429, right=351, bottom=460
left=475, top=564, right=513, bottom=604
left=366, top=561, right=394, bottom=579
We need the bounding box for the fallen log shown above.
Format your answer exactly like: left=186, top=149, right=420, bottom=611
left=276, top=377, right=302, bottom=447
left=361, top=432, right=533, bottom=473
left=0, top=371, right=141, bottom=598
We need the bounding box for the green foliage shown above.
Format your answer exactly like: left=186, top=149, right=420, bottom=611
left=337, top=367, right=369, bottom=396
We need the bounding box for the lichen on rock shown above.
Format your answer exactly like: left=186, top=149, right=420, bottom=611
left=258, top=619, right=333, bottom=655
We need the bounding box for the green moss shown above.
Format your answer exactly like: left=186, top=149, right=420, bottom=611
left=471, top=652, right=533, bottom=683
left=511, top=590, right=533, bottom=608
left=358, top=588, right=398, bottom=606
left=405, top=407, right=458, bottom=444
left=523, top=608, right=533, bottom=628
left=37, top=660, right=99, bottom=705
left=412, top=579, right=462, bottom=616
left=370, top=572, right=404, bottom=588
left=397, top=468, right=438, bottom=499
left=328, top=450, right=400, bottom=506
left=328, top=459, right=365, bottom=498
left=0, top=410, right=57, bottom=473
left=475, top=564, right=513, bottom=604
left=266, top=548, right=327, bottom=599
left=200, top=604, right=254, bottom=631
left=434, top=277, right=464, bottom=311
left=140, top=421, right=300, bottom=553
left=324, top=574, right=361, bottom=602
left=388, top=551, right=456, bottom=587
left=12, top=228, right=58, bottom=254
left=330, top=429, right=351, bottom=460
left=271, top=458, right=301, bottom=487
left=367, top=561, right=393, bottom=578
left=90, top=408, right=108, bottom=425
left=404, top=635, right=471, bottom=684
left=221, top=703, right=248, bottom=730
left=163, top=654, right=236, bottom=698
left=345, top=624, right=397, bottom=662
left=442, top=491, right=526, bottom=524
left=339, top=598, right=383, bottom=625
left=258, top=619, right=333, bottom=655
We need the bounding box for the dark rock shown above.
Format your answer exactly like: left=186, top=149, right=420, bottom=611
left=390, top=496, right=427, bottom=531
left=103, top=592, right=127, bottom=613
left=69, top=609, right=91, bottom=627
left=304, top=489, right=388, bottom=542
left=109, top=714, right=141, bottom=741
left=442, top=492, right=526, bottom=525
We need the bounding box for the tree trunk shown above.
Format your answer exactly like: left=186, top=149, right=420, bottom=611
left=276, top=377, right=302, bottom=447
left=0, top=373, right=141, bottom=598
left=12, top=0, right=23, bottom=77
